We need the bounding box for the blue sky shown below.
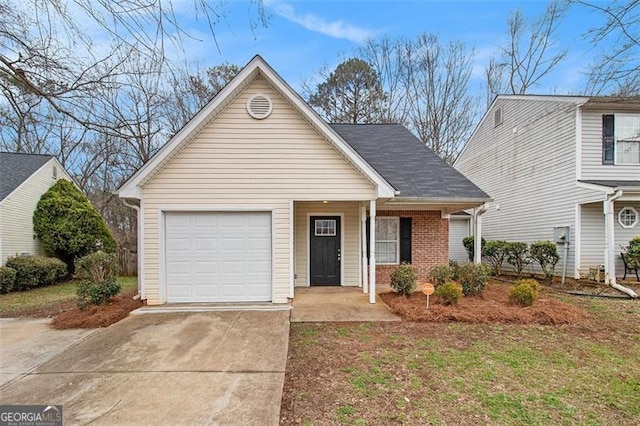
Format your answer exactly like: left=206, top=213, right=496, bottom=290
left=170, top=0, right=605, bottom=96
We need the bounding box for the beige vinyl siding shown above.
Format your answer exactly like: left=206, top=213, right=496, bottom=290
left=456, top=98, right=581, bottom=276
left=0, top=160, right=70, bottom=265
left=142, top=76, right=376, bottom=304
left=294, top=201, right=361, bottom=287
left=581, top=110, right=640, bottom=180
left=579, top=201, right=639, bottom=277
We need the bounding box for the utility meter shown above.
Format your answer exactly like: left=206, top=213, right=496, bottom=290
left=553, top=226, right=570, bottom=245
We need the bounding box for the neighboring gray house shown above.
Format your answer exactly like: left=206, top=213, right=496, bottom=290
left=0, top=152, right=72, bottom=265
left=455, top=95, right=640, bottom=286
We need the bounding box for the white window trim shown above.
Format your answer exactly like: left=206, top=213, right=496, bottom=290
left=613, top=113, right=640, bottom=166
left=618, top=206, right=638, bottom=229
left=376, top=217, right=400, bottom=265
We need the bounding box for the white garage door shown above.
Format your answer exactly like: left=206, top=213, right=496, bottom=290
left=165, top=212, right=272, bottom=303
left=449, top=217, right=471, bottom=262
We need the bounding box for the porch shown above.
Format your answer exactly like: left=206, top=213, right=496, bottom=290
left=290, top=285, right=400, bottom=322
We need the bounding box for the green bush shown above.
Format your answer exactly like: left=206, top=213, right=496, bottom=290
left=530, top=241, right=560, bottom=282
left=390, top=263, right=417, bottom=298
left=33, top=180, right=116, bottom=273
left=624, top=237, right=640, bottom=268
left=434, top=281, right=463, bottom=306
left=428, top=264, right=453, bottom=287
left=448, top=260, right=461, bottom=281
left=463, top=236, right=486, bottom=262
left=458, top=262, right=491, bottom=297
left=0, top=267, right=17, bottom=293
left=75, top=251, right=121, bottom=308
left=505, top=242, right=531, bottom=278
left=483, top=240, right=509, bottom=276
left=5, top=256, right=67, bottom=291
left=509, top=279, right=540, bottom=307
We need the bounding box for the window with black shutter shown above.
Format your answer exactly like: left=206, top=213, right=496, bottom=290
left=400, top=218, right=412, bottom=263
left=603, top=114, right=615, bottom=165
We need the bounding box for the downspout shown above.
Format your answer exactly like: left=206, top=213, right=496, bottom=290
left=122, top=198, right=142, bottom=300
left=472, top=204, right=488, bottom=264
left=605, top=190, right=638, bottom=298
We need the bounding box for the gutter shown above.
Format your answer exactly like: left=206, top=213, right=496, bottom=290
left=472, top=203, right=489, bottom=264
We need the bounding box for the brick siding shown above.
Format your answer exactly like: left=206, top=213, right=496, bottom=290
left=375, top=210, right=449, bottom=284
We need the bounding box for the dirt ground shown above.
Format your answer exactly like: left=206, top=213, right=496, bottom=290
left=380, top=281, right=588, bottom=325
left=51, top=290, right=143, bottom=329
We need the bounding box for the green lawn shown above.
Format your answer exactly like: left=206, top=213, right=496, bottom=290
left=281, top=295, right=640, bottom=425
left=0, top=277, right=137, bottom=317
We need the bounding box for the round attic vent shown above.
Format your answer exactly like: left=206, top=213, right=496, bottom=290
left=247, top=94, right=273, bottom=119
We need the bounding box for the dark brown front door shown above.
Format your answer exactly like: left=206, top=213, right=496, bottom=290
left=310, top=216, right=341, bottom=286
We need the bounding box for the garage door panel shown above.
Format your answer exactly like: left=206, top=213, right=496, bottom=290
left=165, top=212, right=272, bottom=303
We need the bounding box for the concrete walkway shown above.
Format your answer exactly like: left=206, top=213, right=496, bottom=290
left=291, top=286, right=401, bottom=322
left=0, top=311, right=290, bottom=425
left=0, top=318, right=96, bottom=388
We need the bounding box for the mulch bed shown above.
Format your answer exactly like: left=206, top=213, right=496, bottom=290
left=51, top=290, right=144, bottom=329
left=380, top=282, right=588, bottom=325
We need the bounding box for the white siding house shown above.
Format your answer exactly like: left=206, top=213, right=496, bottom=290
left=0, top=153, right=72, bottom=265
left=455, top=95, right=640, bottom=288
left=119, top=56, right=491, bottom=306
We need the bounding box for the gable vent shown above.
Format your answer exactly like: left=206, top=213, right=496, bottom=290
left=247, top=94, right=273, bottom=119
left=494, top=107, right=503, bottom=127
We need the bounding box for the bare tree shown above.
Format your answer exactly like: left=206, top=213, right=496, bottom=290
left=406, top=34, right=478, bottom=164
left=486, top=1, right=568, bottom=101
left=575, top=0, right=640, bottom=95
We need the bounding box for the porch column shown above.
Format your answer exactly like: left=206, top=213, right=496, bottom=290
left=369, top=200, right=376, bottom=304
left=360, top=203, right=368, bottom=293
left=604, top=192, right=621, bottom=284
left=473, top=204, right=488, bottom=264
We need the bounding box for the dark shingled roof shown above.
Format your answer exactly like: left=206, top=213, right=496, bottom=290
left=0, top=152, right=54, bottom=201
left=579, top=180, right=640, bottom=188
left=330, top=124, right=490, bottom=200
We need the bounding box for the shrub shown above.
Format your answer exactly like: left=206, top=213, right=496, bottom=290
left=530, top=241, right=560, bottom=282
left=0, top=267, right=16, bottom=293
left=434, top=281, right=463, bottom=306
left=624, top=237, right=640, bottom=268
left=483, top=240, right=509, bottom=276
left=458, top=262, right=491, bottom=297
left=75, top=251, right=121, bottom=308
left=463, top=236, right=486, bottom=262
left=390, top=263, right=417, bottom=297
left=33, top=180, right=117, bottom=273
left=448, top=260, right=461, bottom=281
left=429, top=264, right=453, bottom=287
left=509, top=279, right=540, bottom=307
left=5, top=256, right=68, bottom=291
left=505, top=242, right=531, bottom=278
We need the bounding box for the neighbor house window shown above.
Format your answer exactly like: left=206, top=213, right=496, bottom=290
left=602, top=114, right=640, bottom=165
left=618, top=207, right=638, bottom=228
left=376, top=217, right=399, bottom=264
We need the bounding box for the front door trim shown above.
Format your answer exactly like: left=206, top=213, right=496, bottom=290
left=307, top=212, right=344, bottom=286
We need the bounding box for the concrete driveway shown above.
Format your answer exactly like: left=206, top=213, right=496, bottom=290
left=0, top=311, right=290, bottom=425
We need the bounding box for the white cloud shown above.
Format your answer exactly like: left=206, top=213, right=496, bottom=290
left=265, top=0, right=374, bottom=43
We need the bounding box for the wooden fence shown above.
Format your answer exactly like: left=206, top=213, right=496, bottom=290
left=118, top=249, right=138, bottom=277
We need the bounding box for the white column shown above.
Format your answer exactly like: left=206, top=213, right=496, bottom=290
left=473, top=207, right=482, bottom=264
left=289, top=200, right=295, bottom=298
left=604, top=198, right=616, bottom=284
left=369, top=200, right=376, bottom=304
left=360, top=203, right=368, bottom=293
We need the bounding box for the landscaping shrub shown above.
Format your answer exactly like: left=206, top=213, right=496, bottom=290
left=458, top=262, right=491, bottom=297
left=434, top=281, right=463, bottom=306
left=448, top=260, right=461, bottom=281
left=509, top=279, right=540, bottom=307
left=483, top=240, right=509, bottom=276
left=624, top=236, right=640, bottom=268
left=390, top=263, right=417, bottom=297
left=5, top=256, right=68, bottom=291
left=506, top=242, right=531, bottom=278
left=33, top=180, right=117, bottom=273
left=428, top=264, right=453, bottom=287
left=463, top=236, right=485, bottom=261
left=530, top=241, right=560, bottom=282
left=75, top=251, right=121, bottom=308
left=0, top=267, right=16, bottom=293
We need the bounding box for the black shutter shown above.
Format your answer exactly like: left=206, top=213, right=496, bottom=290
left=603, top=114, right=615, bottom=165
left=365, top=218, right=370, bottom=262
left=399, top=217, right=412, bottom=263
